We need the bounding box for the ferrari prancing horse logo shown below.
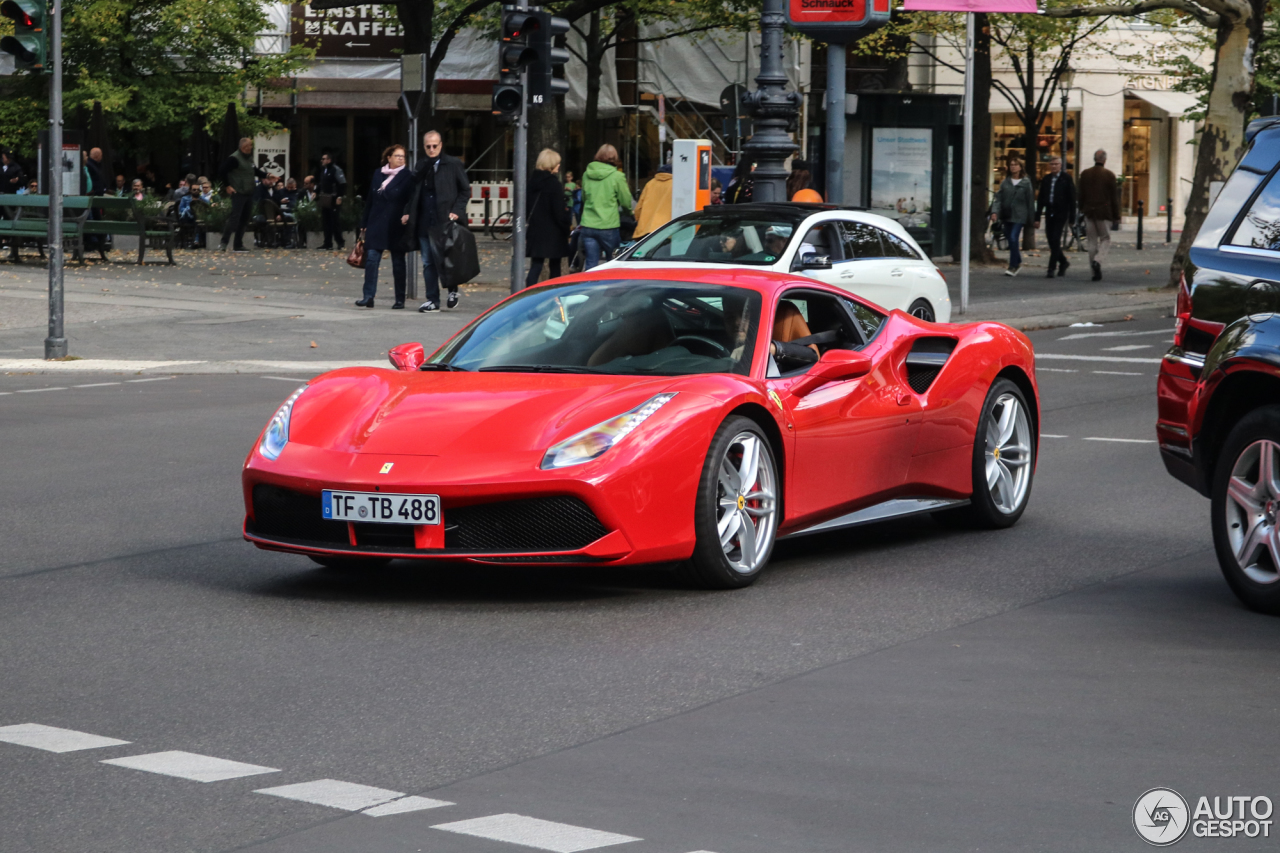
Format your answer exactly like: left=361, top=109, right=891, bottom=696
left=379, top=462, right=394, bottom=474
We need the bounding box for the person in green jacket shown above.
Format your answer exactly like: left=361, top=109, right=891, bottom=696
left=579, top=144, right=633, bottom=269
left=990, top=157, right=1035, bottom=276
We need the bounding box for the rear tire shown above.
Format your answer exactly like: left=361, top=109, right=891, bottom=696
left=681, top=416, right=780, bottom=589
left=308, top=556, right=392, bottom=571
left=1211, top=406, right=1280, bottom=614
left=907, top=299, right=936, bottom=322
left=934, top=377, right=1035, bottom=529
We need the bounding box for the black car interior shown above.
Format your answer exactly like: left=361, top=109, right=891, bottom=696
left=769, top=290, right=872, bottom=375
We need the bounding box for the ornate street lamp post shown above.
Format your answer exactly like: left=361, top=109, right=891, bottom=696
left=742, top=0, right=801, bottom=203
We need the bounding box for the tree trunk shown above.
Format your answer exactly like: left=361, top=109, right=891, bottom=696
left=582, top=11, right=604, bottom=161
left=969, top=14, right=998, bottom=265
left=1167, top=6, right=1260, bottom=286
left=1022, top=45, right=1038, bottom=251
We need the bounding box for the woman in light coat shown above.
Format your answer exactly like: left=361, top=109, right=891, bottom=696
left=991, top=158, right=1035, bottom=276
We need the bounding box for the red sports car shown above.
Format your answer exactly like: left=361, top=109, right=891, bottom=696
left=243, top=268, right=1039, bottom=588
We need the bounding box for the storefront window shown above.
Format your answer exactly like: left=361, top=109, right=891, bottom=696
left=991, top=110, right=1079, bottom=188
left=1122, top=98, right=1158, bottom=217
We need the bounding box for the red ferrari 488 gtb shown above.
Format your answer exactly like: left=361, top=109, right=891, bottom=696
left=243, top=269, right=1039, bottom=588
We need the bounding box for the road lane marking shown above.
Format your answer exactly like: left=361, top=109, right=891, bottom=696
left=259, top=376, right=311, bottom=383
left=1041, top=434, right=1068, bottom=438
left=363, top=796, right=455, bottom=816
left=16, top=387, right=68, bottom=393
left=1083, top=437, right=1157, bottom=444
left=1036, top=353, right=1163, bottom=364
left=72, top=382, right=122, bottom=388
left=255, top=779, right=451, bottom=814
left=101, top=750, right=279, bottom=782
left=433, top=814, right=641, bottom=852
left=1093, top=370, right=1144, bottom=376
left=1102, top=344, right=1154, bottom=351
left=1057, top=328, right=1174, bottom=341
left=1037, top=367, right=1078, bottom=373
left=126, top=377, right=173, bottom=383
left=0, top=723, right=130, bottom=753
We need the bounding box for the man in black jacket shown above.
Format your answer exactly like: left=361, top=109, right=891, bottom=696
left=1034, top=156, right=1076, bottom=278
left=313, top=151, right=347, bottom=250
left=402, top=131, right=470, bottom=312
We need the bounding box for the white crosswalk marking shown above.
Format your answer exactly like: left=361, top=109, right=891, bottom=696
left=362, top=795, right=454, bottom=816
left=0, top=723, right=130, bottom=753
left=101, top=751, right=279, bottom=782
left=254, top=778, right=451, bottom=814
left=433, top=814, right=641, bottom=852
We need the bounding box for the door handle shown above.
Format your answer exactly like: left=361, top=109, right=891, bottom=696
left=890, top=268, right=904, bottom=277
left=840, top=270, right=855, bottom=278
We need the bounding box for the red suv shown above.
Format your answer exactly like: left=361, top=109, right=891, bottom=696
left=1158, top=118, right=1280, bottom=612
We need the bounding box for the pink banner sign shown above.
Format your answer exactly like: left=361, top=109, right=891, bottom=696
left=902, top=0, right=1037, bottom=11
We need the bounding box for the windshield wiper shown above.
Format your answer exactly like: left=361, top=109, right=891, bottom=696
left=478, top=364, right=604, bottom=373
left=418, top=363, right=470, bottom=372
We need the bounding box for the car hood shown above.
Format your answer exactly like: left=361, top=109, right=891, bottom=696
left=287, top=368, right=686, bottom=458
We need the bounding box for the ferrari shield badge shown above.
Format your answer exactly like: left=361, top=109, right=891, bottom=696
left=379, top=462, right=394, bottom=474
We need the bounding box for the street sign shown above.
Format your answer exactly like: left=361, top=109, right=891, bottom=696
left=785, top=0, right=890, bottom=41
left=291, top=3, right=402, bottom=59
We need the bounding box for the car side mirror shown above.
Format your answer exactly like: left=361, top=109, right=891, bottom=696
left=388, top=342, right=425, bottom=371
left=799, top=253, right=832, bottom=270
left=788, top=350, right=872, bottom=397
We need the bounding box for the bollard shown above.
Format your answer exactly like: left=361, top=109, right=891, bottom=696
left=1137, top=200, right=1144, bottom=251
left=1166, top=196, right=1172, bottom=243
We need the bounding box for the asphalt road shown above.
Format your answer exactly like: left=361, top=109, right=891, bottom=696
left=2, top=317, right=1276, bottom=853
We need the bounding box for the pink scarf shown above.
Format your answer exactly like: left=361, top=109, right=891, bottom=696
left=378, top=164, right=404, bottom=191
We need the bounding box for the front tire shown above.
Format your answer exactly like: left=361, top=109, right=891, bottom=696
left=683, top=416, right=780, bottom=589
left=1211, top=406, right=1280, bottom=614
left=936, top=378, right=1035, bottom=529
left=907, top=298, right=936, bottom=322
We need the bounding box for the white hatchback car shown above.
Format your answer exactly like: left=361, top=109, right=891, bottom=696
left=596, top=202, right=951, bottom=322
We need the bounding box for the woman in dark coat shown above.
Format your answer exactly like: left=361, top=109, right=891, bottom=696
left=355, top=144, right=414, bottom=308
left=525, top=148, right=571, bottom=288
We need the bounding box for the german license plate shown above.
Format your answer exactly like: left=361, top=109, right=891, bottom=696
left=322, top=490, right=441, bottom=525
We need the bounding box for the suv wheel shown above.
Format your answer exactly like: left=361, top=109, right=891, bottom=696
left=1212, top=406, right=1280, bottom=613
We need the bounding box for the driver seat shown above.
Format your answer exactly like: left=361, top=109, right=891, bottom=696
left=774, top=302, right=819, bottom=355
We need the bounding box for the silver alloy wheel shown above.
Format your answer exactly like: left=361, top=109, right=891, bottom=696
left=984, top=392, right=1033, bottom=514
left=715, top=431, right=778, bottom=574
left=909, top=300, right=935, bottom=322
left=1225, top=439, right=1280, bottom=584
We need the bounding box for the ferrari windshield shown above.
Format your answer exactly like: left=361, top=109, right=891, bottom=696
left=431, top=281, right=763, bottom=376
left=624, top=213, right=809, bottom=265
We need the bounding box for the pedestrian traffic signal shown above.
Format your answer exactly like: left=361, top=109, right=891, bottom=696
left=500, top=10, right=539, bottom=72
left=528, top=12, right=570, bottom=105
left=0, top=0, right=47, bottom=72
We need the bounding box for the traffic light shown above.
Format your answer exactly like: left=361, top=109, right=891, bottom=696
left=0, top=0, right=47, bottom=73
left=492, top=9, right=539, bottom=120
left=528, top=12, right=570, bottom=105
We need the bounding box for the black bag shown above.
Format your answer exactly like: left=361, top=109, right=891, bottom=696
left=427, top=220, right=480, bottom=288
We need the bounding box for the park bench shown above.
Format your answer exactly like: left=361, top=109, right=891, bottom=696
left=0, top=194, right=176, bottom=265
left=0, top=195, right=90, bottom=264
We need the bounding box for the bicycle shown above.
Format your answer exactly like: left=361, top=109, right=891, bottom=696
left=486, top=210, right=514, bottom=241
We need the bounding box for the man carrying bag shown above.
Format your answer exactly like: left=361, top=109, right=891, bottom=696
left=402, top=130, right=471, bottom=312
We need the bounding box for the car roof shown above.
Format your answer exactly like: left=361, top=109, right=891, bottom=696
left=688, top=202, right=866, bottom=218
left=544, top=265, right=853, bottom=299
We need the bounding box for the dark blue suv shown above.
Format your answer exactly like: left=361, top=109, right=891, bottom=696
left=1158, top=118, right=1280, bottom=612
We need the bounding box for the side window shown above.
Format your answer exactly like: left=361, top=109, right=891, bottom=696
left=843, top=297, right=885, bottom=341
left=840, top=221, right=885, bottom=259
left=796, top=223, right=840, bottom=259
left=1229, top=172, right=1280, bottom=251
left=880, top=229, right=923, bottom=259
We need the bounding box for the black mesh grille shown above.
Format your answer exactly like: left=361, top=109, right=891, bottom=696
left=907, top=366, right=940, bottom=393
left=446, top=496, right=609, bottom=552
left=250, top=484, right=349, bottom=545
left=249, top=486, right=609, bottom=554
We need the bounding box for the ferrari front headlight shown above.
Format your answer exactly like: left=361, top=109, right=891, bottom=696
left=541, top=393, right=676, bottom=470
left=259, top=385, right=307, bottom=460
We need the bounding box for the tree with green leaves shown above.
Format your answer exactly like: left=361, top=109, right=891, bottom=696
left=0, top=0, right=312, bottom=157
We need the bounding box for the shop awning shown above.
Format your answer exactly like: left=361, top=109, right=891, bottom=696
left=1125, top=89, right=1200, bottom=118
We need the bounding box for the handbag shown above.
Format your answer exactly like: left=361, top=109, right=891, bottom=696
left=346, top=239, right=365, bottom=269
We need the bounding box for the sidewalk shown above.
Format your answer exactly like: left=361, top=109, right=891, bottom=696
left=0, top=238, right=1176, bottom=375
